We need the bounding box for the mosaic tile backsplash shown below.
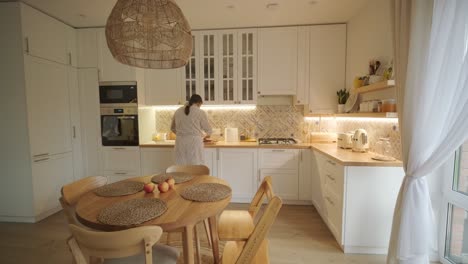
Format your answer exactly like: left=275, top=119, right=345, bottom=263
left=154, top=105, right=402, bottom=160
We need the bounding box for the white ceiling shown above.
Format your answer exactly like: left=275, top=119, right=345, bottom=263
left=12, top=0, right=370, bottom=29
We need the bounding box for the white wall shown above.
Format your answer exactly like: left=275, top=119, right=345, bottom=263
left=346, top=0, right=395, bottom=101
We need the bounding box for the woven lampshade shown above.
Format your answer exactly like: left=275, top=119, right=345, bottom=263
left=105, top=0, right=192, bottom=69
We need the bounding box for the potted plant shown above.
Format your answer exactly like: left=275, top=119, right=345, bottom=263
left=336, top=88, right=349, bottom=113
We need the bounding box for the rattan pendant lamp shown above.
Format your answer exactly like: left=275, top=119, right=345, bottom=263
left=105, top=0, right=192, bottom=69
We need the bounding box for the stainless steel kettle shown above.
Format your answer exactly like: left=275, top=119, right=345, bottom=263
left=352, top=129, right=369, bottom=152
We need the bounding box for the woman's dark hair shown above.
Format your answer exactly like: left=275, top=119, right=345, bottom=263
left=185, top=94, right=203, bottom=115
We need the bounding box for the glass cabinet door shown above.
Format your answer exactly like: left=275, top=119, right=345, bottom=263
left=199, top=32, right=218, bottom=104
left=218, top=31, right=237, bottom=104
left=183, top=33, right=198, bottom=103
left=238, top=30, right=257, bottom=103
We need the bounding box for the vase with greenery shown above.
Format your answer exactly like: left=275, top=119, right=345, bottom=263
left=336, top=88, right=349, bottom=113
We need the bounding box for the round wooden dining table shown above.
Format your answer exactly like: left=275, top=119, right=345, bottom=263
left=75, top=175, right=231, bottom=264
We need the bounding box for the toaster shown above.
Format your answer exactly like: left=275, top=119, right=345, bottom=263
left=337, top=132, right=353, bottom=149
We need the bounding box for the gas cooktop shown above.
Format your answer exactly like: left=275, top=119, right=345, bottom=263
left=258, top=138, right=297, bottom=145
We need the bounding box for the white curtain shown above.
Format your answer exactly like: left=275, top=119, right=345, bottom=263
left=388, top=0, right=468, bottom=263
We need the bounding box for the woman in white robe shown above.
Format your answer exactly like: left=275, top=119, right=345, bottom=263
left=171, top=94, right=212, bottom=165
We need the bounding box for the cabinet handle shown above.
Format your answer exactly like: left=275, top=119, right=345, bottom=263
left=33, top=153, right=49, bottom=158
left=327, top=160, right=336, bottom=166
left=300, top=151, right=303, bottom=162
left=325, top=196, right=335, bottom=206
left=34, top=157, right=50, bottom=163
left=72, top=126, right=76, bottom=139
left=25, top=37, right=30, bottom=53
left=326, top=174, right=335, bottom=181
left=68, top=52, right=72, bottom=65
left=114, top=172, right=128, bottom=175
left=216, top=149, right=219, bottom=161
left=113, top=147, right=126, bottom=150
left=297, top=100, right=300, bottom=103
left=272, top=149, right=286, bottom=152
left=257, top=91, right=261, bottom=95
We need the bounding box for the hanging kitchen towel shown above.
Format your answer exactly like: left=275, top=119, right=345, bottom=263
left=102, top=116, right=120, bottom=137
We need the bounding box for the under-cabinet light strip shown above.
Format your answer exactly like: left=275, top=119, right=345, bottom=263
left=150, top=105, right=257, bottom=111
left=304, top=116, right=398, bottom=122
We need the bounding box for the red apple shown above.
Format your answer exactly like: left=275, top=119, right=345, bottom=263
left=143, top=182, right=155, bottom=193
left=166, top=178, right=175, bottom=189
left=158, top=182, right=170, bottom=193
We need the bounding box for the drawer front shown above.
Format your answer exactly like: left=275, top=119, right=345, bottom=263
left=323, top=167, right=344, bottom=196
left=259, top=149, right=299, bottom=170
left=324, top=190, right=343, bottom=242
left=102, top=147, right=141, bottom=172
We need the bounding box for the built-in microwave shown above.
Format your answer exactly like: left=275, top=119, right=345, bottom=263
left=100, top=106, right=139, bottom=146
left=99, top=81, right=137, bottom=105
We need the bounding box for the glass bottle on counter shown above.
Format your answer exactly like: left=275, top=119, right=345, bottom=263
left=375, top=137, right=392, bottom=157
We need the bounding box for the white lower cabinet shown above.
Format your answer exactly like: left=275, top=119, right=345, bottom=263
left=217, top=148, right=258, bottom=203
left=259, top=149, right=300, bottom=202
left=311, top=150, right=404, bottom=254
left=32, top=152, right=74, bottom=220
left=204, top=148, right=218, bottom=177
left=102, top=147, right=141, bottom=182
left=140, top=148, right=175, bottom=175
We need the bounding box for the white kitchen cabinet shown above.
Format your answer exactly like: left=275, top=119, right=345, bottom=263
left=217, top=30, right=238, bottom=104
left=32, top=152, right=74, bottom=220
left=140, top=148, right=175, bottom=175
left=258, top=27, right=298, bottom=96
left=181, top=32, right=199, bottom=103
left=68, top=67, right=84, bottom=180
left=199, top=31, right=219, bottom=104
left=217, top=148, right=258, bottom=202
left=102, top=147, right=141, bottom=175
left=237, top=29, right=257, bottom=104
left=307, top=24, right=346, bottom=114
left=97, top=28, right=136, bottom=82
left=77, top=28, right=99, bottom=68
left=311, top=150, right=405, bottom=254
left=204, top=148, right=218, bottom=177
left=20, top=3, right=68, bottom=65
left=259, top=149, right=300, bottom=202
left=78, top=68, right=102, bottom=176
left=296, top=26, right=309, bottom=105
left=66, top=25, right=77, bottom=67
left=24, top=55, right=72, bottom=157
left=298, top=149, right=312, bottom=201
left=144, top=68, right=184, bottom=105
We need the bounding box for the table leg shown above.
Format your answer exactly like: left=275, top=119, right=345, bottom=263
left=194, top=225, right=201, bottom=264
left=208, top=216, right=220, bottom=264
left=183, top=224, right=195, bottom=264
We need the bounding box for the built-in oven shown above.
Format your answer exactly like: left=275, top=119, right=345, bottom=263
left=99, top=81, right=138, bottom=105
left=100, top=106, right=139, bottom=146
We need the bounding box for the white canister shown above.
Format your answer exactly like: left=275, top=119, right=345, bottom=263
left=224, top=128, right=239, bottom=142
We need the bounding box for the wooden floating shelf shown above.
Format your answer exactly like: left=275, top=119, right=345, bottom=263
left=354, top=80, right=395, bottom=94
left=306, top=112, right=398, bottom=118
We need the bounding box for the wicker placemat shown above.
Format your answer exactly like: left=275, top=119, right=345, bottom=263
left=93, top=181, right=145, bottom=197
left=180, top=183, right=232, bottom=202
left=97, top=198, right=167, bottom=226
left=151, top=172, right=194, bottom=184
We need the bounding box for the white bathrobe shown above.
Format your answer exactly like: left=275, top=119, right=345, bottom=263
left=171, top=105, right=212, bottom=165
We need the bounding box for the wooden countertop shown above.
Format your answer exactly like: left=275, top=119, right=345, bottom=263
left=140, top=141, right=311, bottom=149
left=140, top=141, right=402, bottom=167
left=310, top=143, right=403, bottom=167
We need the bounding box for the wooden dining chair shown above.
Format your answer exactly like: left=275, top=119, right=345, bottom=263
left=59, top=176, right=108, bottom=226
left=165, top=164, right=211, bottom=262
left=165, top=165, right=210, bottom=175
left=218, top=176, right=274, bottom=241
left=67, top=224, right=179, bottom=264
left=221, top=196, right=282, bottom=264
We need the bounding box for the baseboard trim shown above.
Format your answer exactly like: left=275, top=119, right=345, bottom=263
left=0, top=206, right=61, bottom=223
left=344, top=246, right=388, bottom=254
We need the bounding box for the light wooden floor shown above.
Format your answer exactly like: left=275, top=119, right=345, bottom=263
left=0, top=204, right=388, bottom=264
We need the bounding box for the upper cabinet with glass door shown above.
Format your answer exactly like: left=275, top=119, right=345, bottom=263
left=218, top=30, right=238, bottom=104
left=182, top=32, right=199, bottom=103
left=238, top=29, right=257, bottom=104
left=199, top=31, right=218, bottom=104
